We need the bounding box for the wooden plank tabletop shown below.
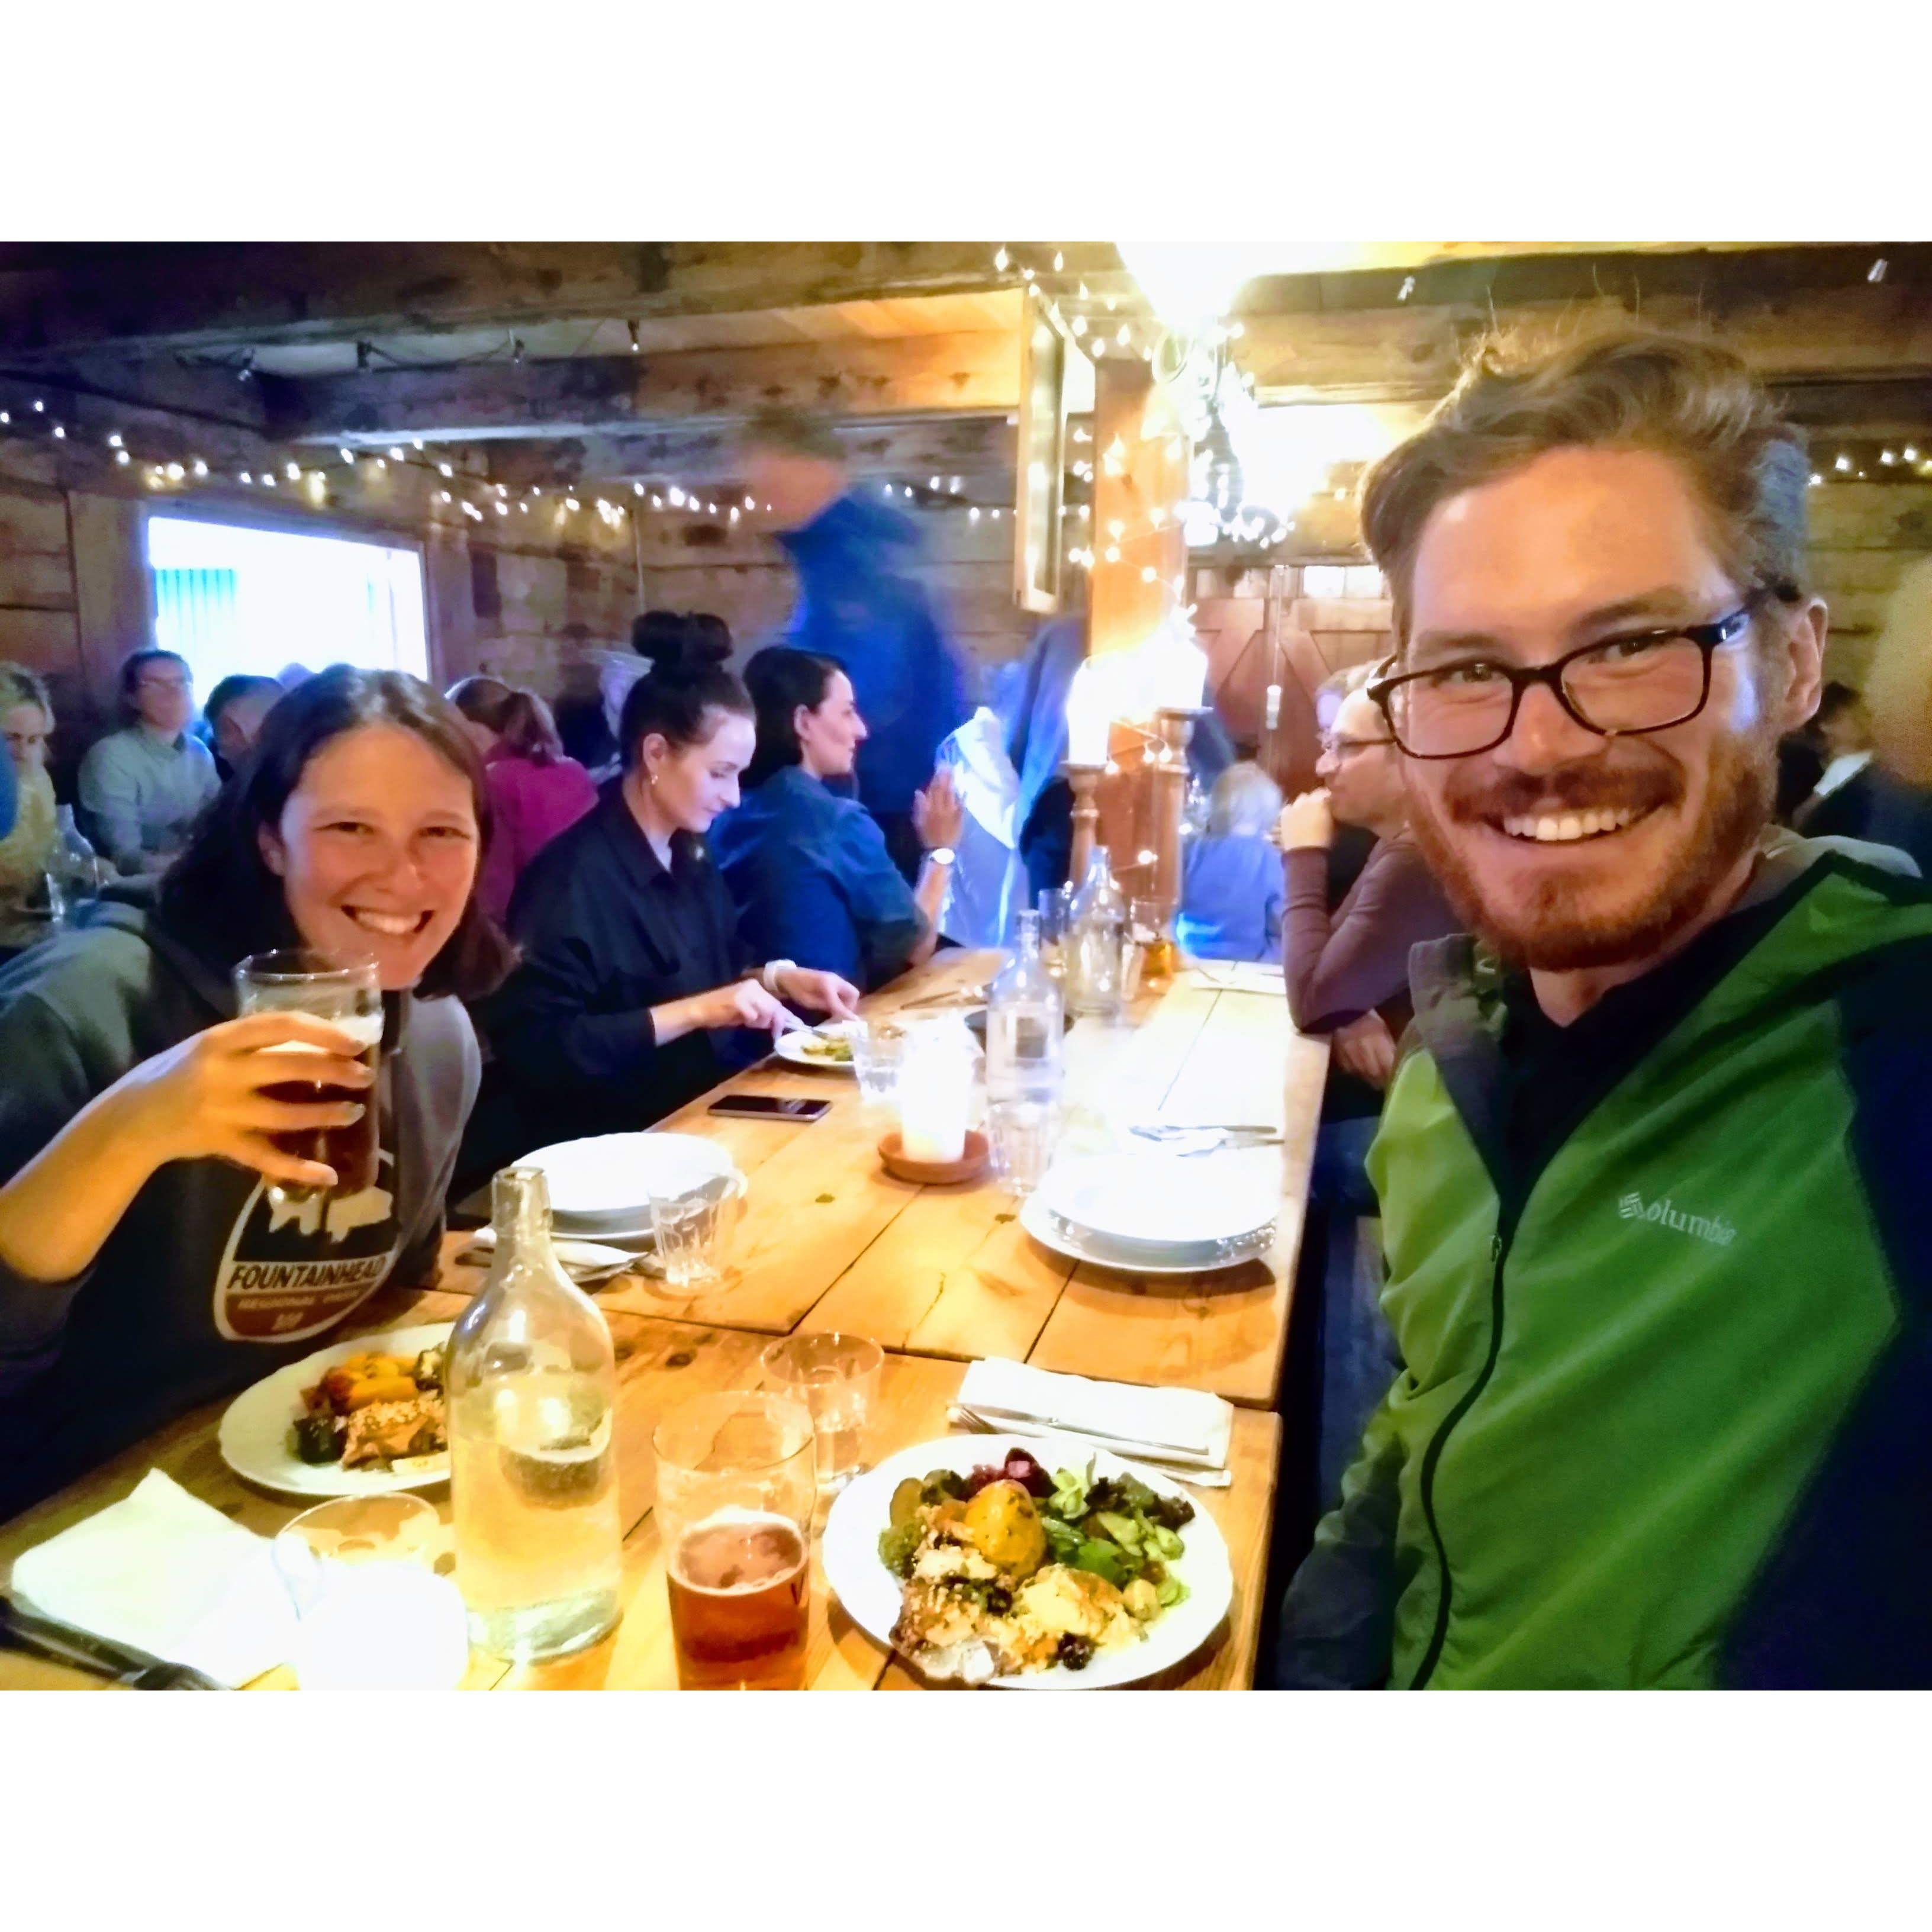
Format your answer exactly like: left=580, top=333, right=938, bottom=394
left=0, top=1286, right=1281, bottom=1692
left=452, top=949, right=1329, bottom=1409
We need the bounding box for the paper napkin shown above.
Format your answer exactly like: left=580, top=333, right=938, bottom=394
left=956, top=1358, right=1234, bottom=1476
left=11, top=1470, right=297, bottom=1688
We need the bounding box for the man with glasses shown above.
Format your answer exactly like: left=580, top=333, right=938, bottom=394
left=78, top=649, right=220, bottom=875
left=1274, top=330, right=1932, bottom=1689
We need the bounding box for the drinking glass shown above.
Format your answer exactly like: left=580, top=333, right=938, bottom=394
left=849, top=1021, right=905, bottom=1113
left=1129, top=896, right=1177, bottom=985
left=650, top=1181, right=736, bottom=1291
left=272, top=1493, right=469, bottom=1690
left=987, top=1096, right=1062, bottom=1196
left=653, top=1392, right=817, bottom=1689
left=233, top=950, right=382, bottom=1209
left=761, top=1332, right=883, bottom=1493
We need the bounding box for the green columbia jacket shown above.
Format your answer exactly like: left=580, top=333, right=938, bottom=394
left=1276, top=835, right=1932, bottom=1688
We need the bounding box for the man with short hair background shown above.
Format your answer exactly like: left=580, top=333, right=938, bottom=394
left=78, top=649, right=220, bottom=875
left=1274, top=329, right=1932, bottom=1689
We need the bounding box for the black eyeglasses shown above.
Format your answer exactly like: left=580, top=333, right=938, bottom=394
left=1369, top=597, right=1769, bottom=759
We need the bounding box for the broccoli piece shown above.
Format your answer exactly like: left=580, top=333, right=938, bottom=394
left=877, top=1519, right=924, bottom=1577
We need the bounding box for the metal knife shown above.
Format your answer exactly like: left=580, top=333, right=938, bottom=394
left=0, top=1592, right=227, bottom=1689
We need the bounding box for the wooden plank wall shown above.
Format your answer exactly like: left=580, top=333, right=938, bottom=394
left=630, top=500, right=1039, bottom=694
left=0, top=442, right=645, bottom=778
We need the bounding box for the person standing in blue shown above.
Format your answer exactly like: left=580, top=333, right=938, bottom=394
left=742, top=410, right=972, bottom=881
left=713, top=647, right=963, bottom=989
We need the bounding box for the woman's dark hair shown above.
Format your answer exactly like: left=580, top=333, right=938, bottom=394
left=687, top=612, right=733, bottom=659
left=630, top=608, right=693, bottom=661
left=617, top=628, right=750, bottom=771
left=742, top=645, right=842, bottom=790
left=158, top=665, right=516, bottom=1002
left=202, top=672, right=284, bottom=732
left=447, top=677, right=566, bottom=765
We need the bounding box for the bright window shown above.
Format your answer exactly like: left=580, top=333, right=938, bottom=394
left=147, top=514, right=429, bottom=690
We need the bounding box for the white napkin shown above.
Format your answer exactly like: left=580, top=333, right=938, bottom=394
left=956, top=1358, right=1234, bottom=1476
left=1184, top=959, right=1286, bottom=997
left=11, top=1470, right=297, bottom=1688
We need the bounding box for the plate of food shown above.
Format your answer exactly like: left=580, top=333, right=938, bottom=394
left=217, top=1324, right=453, bottom=1498
left=822, top=1434, right=1232, bottom=1688
left=773, top=1021, right=861, bottom=1071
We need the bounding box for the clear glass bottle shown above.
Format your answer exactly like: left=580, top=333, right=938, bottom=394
left=53, top=807, right=104, bottom=915
left=986, top=909, right=1065, bottom=1191
left=447, top=1166, right=622, bottom=1661
left=1067, top=845, right=1128, bottom=1018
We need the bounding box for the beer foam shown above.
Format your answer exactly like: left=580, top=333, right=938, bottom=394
left=669, top=1509, right=807, bottom=1595
left=257, top=1010, right=383, bottom=1054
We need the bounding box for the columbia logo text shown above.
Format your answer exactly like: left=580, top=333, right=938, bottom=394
left=1618, top=1192, right=1735, bottom=1247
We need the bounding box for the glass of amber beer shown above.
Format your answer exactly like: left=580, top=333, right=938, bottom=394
left=653, top=1392, right=816, bottom=1690
left=233, top=950, right=382, bottom=1209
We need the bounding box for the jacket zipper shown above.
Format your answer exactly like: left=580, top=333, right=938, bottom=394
left=1408, top=1215, right=1518, bottom=1689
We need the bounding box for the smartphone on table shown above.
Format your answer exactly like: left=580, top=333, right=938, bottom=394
left=708, top=1094, right=832, bottom=1123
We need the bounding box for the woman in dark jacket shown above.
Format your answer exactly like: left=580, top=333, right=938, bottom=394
left=711, top=647, right=962, bottom=990
left=0, top=668, right=511, bottom=1521
left=478, top=633, right=859, bottom=1161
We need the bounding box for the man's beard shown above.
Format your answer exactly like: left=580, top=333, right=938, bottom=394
left=1406, top=733, right=1776, bottom=973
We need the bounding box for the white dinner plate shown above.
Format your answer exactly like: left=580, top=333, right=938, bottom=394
left=522, top=1131, right=740, bottom=1229
left=217, top=1324, right=454, bottom=1499
left=1036, top=1150, right=1280, bottom=1249
left=822, top=1431, right=1234, bottom=1690
left=772, top=1021, right=861, bottom=1073
left=1018, top=1192, right=1276, bottom=1277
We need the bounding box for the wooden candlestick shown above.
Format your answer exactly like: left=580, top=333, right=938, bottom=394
left=1147, top=707, right=1199, bottom=973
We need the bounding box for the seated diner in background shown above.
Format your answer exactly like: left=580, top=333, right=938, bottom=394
left=1176, top=761, right=1285, bottom=963
left=711, top=646, right=963, bottom=989
left=476, top=630, right=859, bottom=1162
left=446, top=675, right=599, bottom=925
left=1789, top=678, right=1932, bottom=875
left=0, top=666, right=511, bottom=1525
left=1274, top=327, right=1932, bottom=1689
left=77, top=648, right=221, bottom=875
left=201, top=672, right=285, bottom=783
left=1281, top=679, right=1460, bottom=1093
left=0, top=664, right=60, bottom=957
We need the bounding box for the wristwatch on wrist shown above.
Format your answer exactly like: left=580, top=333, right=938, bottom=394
left=760, top=959, right=796, bottom=996
left=925, top=847, right=957, bottom=868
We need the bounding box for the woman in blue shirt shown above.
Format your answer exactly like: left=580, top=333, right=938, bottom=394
left=713, top=648, right=962, bottom=989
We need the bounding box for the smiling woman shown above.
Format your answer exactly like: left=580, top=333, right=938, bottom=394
left=0, top=668, right=513, bottom=1524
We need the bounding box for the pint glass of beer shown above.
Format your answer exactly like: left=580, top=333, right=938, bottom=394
left=233, top=950, right=382, bottom=1208
left=653, top=1392, right=816, bottom=1690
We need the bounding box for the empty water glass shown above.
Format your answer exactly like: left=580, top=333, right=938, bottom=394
left=761, top=1332, right=883, bottom=1493
left=987, top=1097, right=1062, bottom=1196
left=849, top=1022, right=904, bottom=1112
left=651, top=1183, right=735, bottom=1290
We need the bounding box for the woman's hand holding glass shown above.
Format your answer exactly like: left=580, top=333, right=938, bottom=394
left=913, top=768, right=965, bottom=851
left=110, top=1010, right=376, bottom=1192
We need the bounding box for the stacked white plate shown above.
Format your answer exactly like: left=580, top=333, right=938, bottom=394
left=1021, top=1149, right=1279, bottom=1276
left=520, top=1132, right=743, bottom=1250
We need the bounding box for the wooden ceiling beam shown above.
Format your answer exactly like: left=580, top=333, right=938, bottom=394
left=1237, top=282, right=1932, bottom=401
left=0, top=242, right=1060, bottom=362
left=476, top=414, right=1019, bottom=490
left=279, top=330, right=1025, bottom=440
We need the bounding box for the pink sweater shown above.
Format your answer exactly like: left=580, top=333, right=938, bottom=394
left=479, top=749, right=599, bottom=926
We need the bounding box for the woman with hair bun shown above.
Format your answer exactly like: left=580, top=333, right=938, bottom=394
left=446, top=677, right=598, bottom=924
left=478, top=630, right=861, bottom=1157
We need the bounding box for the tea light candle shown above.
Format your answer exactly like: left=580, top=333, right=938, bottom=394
left=898, top=1019, right=974, bottom=1165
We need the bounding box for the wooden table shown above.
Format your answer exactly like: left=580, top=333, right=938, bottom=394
left=0, top=951, right=1318, bottom=1691
left=0, top=1278, right=1281, bottom=1691
left=462, top=949, right=1330, bottom=1410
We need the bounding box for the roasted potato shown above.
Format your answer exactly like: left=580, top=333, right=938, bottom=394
left=962, top=1479, right=1048, bottom=1576
left=339, top=1372, right=421, bottom=1411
